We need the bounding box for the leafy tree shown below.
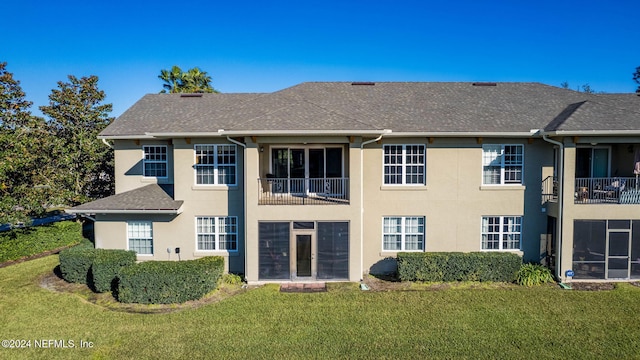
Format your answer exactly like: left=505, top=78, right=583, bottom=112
left=0, top=62, right=54, bottom=224
left=560, top=82, right=597, bottom=93
left=159, top=66, right=217, bottom=93
left=40, top=75, right=114, bottom=206
left=633, top=66, right=640, bottom=93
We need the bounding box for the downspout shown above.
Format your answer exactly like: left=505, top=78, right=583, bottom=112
left=227, top=136, right=247, bottom=277
left=101, top=138, right=113, bottom=149
left=541, top=133, right=564, bottom=281
left=360, top=133, right=386, bottom=282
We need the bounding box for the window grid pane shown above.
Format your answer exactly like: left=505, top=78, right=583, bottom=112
left=384, top=145, right=426, bottom=185
left=128, top=221, right=153, bottom=255
left=482, top=145, right=523, bottom=185
left=481, top=216, right=522, bottom=250
left=143, top=146, right=167, bottom=177
left=195, top=145, right=237, bottom=185
left=196, top=216, right=238, bottom=251
left=383, top=216, right=425, bottom=251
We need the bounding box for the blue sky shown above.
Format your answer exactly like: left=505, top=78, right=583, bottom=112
left=4, top=0, right=639, bottom=117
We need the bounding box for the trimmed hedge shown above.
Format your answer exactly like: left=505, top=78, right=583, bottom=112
left=91, top=249, right=137, bottom=293
left=117, top=256, right=225, bottom=304
left=397, top=252, right=522, bottom=282
left=58, top=241, right=96, bottom=284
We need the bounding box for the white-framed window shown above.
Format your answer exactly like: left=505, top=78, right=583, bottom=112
left=482, top=144, right=524, bottom=185
left=194, top=144, right=237, bottom=185
left=127, top=221, right=153, bottom=255
left=382, top=216, right=425, bottom=251
left=481, top=216, right=522, bottom=250
left=383, top=145, right=425, bottom=185
left=143, top=145, right=168, bottom=178
left=196, top=216, right=238, bottom=251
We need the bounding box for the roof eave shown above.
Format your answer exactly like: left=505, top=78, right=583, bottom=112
left=65, top=207, right=183, bottom=215
left=544, top=130, right=640, bottom=136
left=385, top=131, right=539, bottom=137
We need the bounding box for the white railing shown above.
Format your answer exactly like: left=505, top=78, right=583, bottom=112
left=258, top=177, right=349, bottom=205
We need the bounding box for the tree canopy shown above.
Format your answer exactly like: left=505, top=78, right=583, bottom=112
left=0, top=62, right=54, bottom=224
left=633, top=66, right=640, bottom=93
left=159, top=66, right=218, bottom=93
left=0, top=63, right=114, bottom=225
left=40, top=75, right=114, bottom=206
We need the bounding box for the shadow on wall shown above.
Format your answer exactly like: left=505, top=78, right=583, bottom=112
left=125, top=160, right=144, bottom=176
left=369, top=257, right=398, bottom=276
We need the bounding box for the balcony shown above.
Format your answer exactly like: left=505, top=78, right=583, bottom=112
left=574, top=177, right=640, bottom=204
left=258, top=177, right=349, bottom=205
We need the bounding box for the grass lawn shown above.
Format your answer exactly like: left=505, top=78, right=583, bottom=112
left=2, top=256, right=640, bottom=359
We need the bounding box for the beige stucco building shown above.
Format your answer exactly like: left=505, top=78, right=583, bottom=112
left=68, top=82, right=640, bottom=283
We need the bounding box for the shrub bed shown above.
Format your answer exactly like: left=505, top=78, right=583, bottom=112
left=0, top=221, right=84, bottom=263
left=397, top=252, right=522, bottom=282
left=91, top=249, right=137, bottom=293
left=117, top=256, right=225, bottom=304
left=58, top=241, right=96, bottom=284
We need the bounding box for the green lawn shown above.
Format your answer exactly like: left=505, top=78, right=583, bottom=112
left=2, top=256, right=640, bottom=359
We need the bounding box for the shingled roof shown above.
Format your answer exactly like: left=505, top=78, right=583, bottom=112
left=67, top=184, right=183, bottom=214
left=100, top=82, right=640, bottom=138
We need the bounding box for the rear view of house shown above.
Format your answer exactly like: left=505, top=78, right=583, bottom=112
left=68, top=82, right=640, bottom=283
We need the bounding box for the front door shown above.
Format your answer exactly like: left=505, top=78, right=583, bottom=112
left=292, top=232, right=315, bottom=279
left=608, top=230, right=631, bottom=279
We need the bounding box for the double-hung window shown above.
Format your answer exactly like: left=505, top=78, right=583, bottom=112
left=127, top=221, right=153, bottom=255
left=382, top=216, right=425, bottom=251
left=482, top=144, right=523, bottom=185
left=383, top=145, right=425, bottom=185
left=143, top=145, right=167, bottom=177
left=196, top=216, right=238, bottom=251
left=195, top=145, right=237, bottom=185
left=481, top=216, right=522, bottom=250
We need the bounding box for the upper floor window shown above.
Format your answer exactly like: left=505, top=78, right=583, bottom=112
left=127, top=221, right=153, bottom=255
left=194, top=144, right=237, bottom=185
left=382, top=216, right=425, bottom=251
left=143, top=145, right=167, bottom=178
left=481, top=216, right=522, bottom=250
left=196, top=216, right=238, bottom=251
left=383, top=145, right=425, bottom=185
left=482, top=144, right=523, bottom=185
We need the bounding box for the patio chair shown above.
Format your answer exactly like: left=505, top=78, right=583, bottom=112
left=595, top=178, right=626, bottom=202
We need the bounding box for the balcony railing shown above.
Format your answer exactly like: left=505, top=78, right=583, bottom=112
left=258, top=177, right=349, bottom=205
left=541, top=176, right=558, bottom=203
left=575, top=177, right=640, bottom=204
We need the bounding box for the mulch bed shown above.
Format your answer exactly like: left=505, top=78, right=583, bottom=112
left=568, top=282, right=615, bottom=291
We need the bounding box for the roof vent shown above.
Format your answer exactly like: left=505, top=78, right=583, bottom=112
left=180, top=93, right=204, bottom=97
left=472, top=82, right=497, bottom=87
left=351, top=82, right=375, bottom=86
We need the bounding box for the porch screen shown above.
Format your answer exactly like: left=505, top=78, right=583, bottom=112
left=572, top=220, right=606, bottom=279
left=259, top=222, right=290, bottom=280
left=317, top=222, right=349, bottom=280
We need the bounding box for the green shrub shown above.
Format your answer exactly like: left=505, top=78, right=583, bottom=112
left=222, top=273, right=244, bottom=285
left=515, top=263, right=555, bottom=287
left=58, top=243, right=96, bottom=284
left=91, top=249, right=137, bottom=293
left=0, top=221, right=85, bottom=263
left=117, top=256, right=224, bottom=304
left=397, top=252, right=522, bottom=283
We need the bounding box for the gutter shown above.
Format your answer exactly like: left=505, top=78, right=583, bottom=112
left=360, top=130, right=391, bottom=281
left=538, top=131, right=564, bottom=282
left=65, top=209, right=182, bottom=215
left=226, top=136, right=248, bottom=277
